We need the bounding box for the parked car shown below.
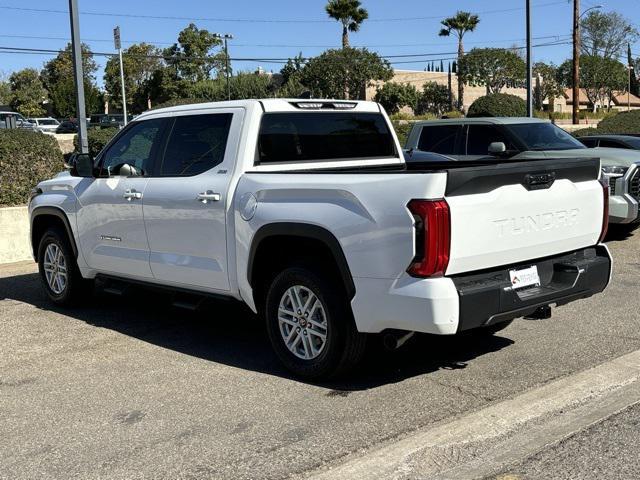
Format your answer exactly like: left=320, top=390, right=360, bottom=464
left=405, top=117, right=640, bottom=225
left=55, top=119, right=90, bottom=134
left=28, top=117, right=61, bottom=134
left=577, top=134, right=640, bottom=150
left=56, top=120, right=78, bottom=133
left=29, top=99, right=611, bottom=378
left=0, top=111, right=37, bottom=131
left=90, top=113, right=134, bottom=129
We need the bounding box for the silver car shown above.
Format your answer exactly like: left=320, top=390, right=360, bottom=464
left=27, top=117, right=61, bottom=134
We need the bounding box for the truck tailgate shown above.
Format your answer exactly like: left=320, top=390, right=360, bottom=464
left=445, top=158, right=604, bottom=275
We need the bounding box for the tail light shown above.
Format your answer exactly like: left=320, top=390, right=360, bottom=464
left=598, top=178, right=609, bottom=243
left=407, top=199, right=451, bottom=277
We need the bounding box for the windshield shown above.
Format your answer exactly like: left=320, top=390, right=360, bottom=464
left=506, top=123, right=586, bottom=151
left=39, top=119, right=59, bottom=126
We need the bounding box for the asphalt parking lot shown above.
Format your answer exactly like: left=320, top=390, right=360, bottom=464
left=1, top=227, right=639, bottom=480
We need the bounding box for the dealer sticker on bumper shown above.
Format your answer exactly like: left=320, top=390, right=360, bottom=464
left=509, top=265, right=541, bottom=290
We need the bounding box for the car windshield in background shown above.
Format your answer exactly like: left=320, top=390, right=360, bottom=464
left=39, top=119, right=59, bottom=125
left=258, top=112, right=396, bottom=164
left=506, top=123, right=586, bottom=151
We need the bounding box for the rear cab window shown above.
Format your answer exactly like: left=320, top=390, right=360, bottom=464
left=256, top=112, right=397, bottom=165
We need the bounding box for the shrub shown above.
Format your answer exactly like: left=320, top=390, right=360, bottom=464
left=440, top=110, right=464, bottom=119
left=594, top=109, right=640, bottom=135
left=0, top=130, right=64, bottom=206
left=391, top=120, right=413, bottom=148
left=467, top=93, right=526, bottom=117
left=571, top=127, right=599, bottom=137
left=74, top=127, right=119, bottom=158
left=374, top=82, right=419, bottom=115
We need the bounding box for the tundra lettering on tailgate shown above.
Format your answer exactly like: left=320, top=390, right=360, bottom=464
left=493, top=209, right=580, bottom=237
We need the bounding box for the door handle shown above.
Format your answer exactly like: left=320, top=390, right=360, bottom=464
left=123, top=189, right=143, bottom=201
left=196, top=190, right=221, bottom=203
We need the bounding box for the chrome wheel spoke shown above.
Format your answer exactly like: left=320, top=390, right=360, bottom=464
left=278, top=285, right=328, bottom=360
left=43, top=243, right=67, bottom=295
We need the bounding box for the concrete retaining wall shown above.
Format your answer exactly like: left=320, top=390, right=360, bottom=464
left=0, top=206, right=32, bottom=264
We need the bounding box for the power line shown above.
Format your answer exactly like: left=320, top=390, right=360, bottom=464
left=0, top=1, right=568, bottom=24
left=0, top=33, right=573, bottom=49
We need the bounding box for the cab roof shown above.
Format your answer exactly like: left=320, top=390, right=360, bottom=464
left=137, top=99, right=381, bottom=120
left=413, top=117, right=551, bottom=126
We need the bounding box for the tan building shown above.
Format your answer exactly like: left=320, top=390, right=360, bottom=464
left=557, top=88, right=640, bottom=113
left=366, top=69, right=529, bottom=112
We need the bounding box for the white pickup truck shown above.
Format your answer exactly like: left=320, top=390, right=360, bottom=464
left=29, top=99, right=612, bottom=378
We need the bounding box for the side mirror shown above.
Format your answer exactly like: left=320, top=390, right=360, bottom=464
left=66, top=152, right=94, bottom=177
left=488, top=142, right=507, bottom=155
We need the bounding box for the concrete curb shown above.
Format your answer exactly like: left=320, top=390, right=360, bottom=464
left=0, top=206, right=31, bottom=264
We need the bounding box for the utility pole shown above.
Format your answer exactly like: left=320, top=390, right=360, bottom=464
left=629, top=64, right=634, bottom=111
left=114, top=26, right=127, bottom=126
left=68, top=0, right=88, bottom=154
left=215, top=33, right=233, bottom=101
left=526, top=0, right=533, bottom=117
left=572, top=0, right=580, bottom=124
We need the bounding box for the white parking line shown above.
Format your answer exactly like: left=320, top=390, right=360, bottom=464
left=305, top=349, right=640, bottom=480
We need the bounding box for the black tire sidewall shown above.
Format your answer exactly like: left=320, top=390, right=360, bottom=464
left=265, top=267, right=349, bottom=379
left=37, top=228, right=78, bottom=305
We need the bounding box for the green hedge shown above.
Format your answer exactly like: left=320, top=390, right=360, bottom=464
left=467, top=93, right=527, bottom=118
left=392, top=120, right=412, bottom=148
left=74, top=127, right=119, bottom=158
left=0, top=130, right=65, bottom=206
left=571, top=127, right=599, bottom=137
left=594, top=110, right=640, bottom=134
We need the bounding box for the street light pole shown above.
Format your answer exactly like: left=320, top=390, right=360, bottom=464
left=526, top=0, right=533, bottom=117
left=573, top=3, right=602, bottom=124
left=68, top=0, right=88, bottom=154
left=114, top=26, right=127, bottom=126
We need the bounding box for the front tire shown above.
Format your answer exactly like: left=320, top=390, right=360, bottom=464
left=265, top=266, right=366, bottom=380
left=37, top=227, right=92, bottom=306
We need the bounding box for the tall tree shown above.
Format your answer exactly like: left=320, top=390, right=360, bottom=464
left=458, top=48, right=525, bottom=95
left=9, top=68, right=48, bottom=116
left=532, top=62, right=564, bottom=111
left=41, top=43, right=102, bottom=117
left=580, top=11, right=638, bottom=59
left=104, top=43, right=163, bottom=113
left=163, top=23, right=225, bottom=82
left=300, top=48, right=392, bottom=99
left=438, top=10, right=480, bottom=110
left=325, top=0, right=369, bottom=48
left=558, top=56, right=627, bottom=110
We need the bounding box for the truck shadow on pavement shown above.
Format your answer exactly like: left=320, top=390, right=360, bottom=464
left=1, top=272, right=513, bottom=391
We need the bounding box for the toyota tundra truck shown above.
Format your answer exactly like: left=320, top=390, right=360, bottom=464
left=29, top=99, right=612, bottom=379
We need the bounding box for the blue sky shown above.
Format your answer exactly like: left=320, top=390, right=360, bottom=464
left=0, top=0, right=638, bottom=86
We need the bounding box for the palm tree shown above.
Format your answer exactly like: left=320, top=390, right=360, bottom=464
left=439, top=11, right=480, bottom=110
left=326, top=0, right=369, bottom=49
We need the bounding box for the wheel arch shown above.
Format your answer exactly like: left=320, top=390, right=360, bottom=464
left=247, top=223, right=356, bottom=309
left=31, top=207, right=78, bottom=260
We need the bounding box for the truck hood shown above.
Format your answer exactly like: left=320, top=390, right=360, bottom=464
left=543, top=147, right=640, bottom=168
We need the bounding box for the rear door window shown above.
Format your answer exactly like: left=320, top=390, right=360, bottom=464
left=417, top=125, right=462, bottom=154
left=466, top=125, right=515, bottom=155
left=159, top=113, right=233, bottom=176
left=599, top=139, right=628, bottom=149
left=257, top=112, right=396, bottom=164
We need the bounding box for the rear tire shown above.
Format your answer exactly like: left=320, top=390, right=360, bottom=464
left=37, top=227, right=93, bottom=306
left=265, top=266, right=366, bottom=380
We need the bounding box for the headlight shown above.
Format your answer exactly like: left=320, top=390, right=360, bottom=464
left=601, top=165, right=628, bottom=177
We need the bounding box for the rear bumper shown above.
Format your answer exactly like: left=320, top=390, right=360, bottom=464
left=350, top=245, right=611, bottom=335
left=452, top=245, right=612, bottom=331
